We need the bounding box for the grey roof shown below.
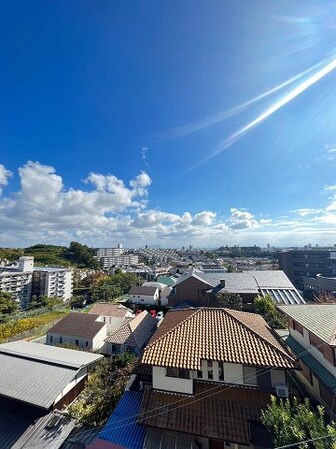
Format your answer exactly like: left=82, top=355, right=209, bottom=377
left=278, top=304, right=336, bottom=345
left=0, top=341, right=102, bottom=369
left=129, top=286, right=158, bottom=295
left=47, top=312, right=106, bottom=339
left=0, top=341, right=103, bottom=409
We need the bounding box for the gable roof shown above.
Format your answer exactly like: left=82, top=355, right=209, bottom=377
left=142, top=308, right=296, bottom=370
left=0, top=341, right=103, bottom=409
left=90, top=303, right=131, bottom=318
left=129, top=286, right=158, bottom=296
left=47, top=312, right=106, bottom=339
left=278, top=304, right=336, bottom=346
left=106, top=311, right=156, bottom=349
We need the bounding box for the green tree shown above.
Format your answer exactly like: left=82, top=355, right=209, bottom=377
left=67, top=353, right=136, bottom=426
left=91, top=272, right=139, bottom=302
left=64, top=242, right=98, bottom=268
left=226, top=264, right=236, bottom=273
left=217, top=292, right=243, bottom=310
left=261, top=396, right=336, bottom=449
left=254, top=294, right=286, bottom=328
left=0, top=292, right=19, bottom=315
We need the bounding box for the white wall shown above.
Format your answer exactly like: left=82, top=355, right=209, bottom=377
left=152, top=366, right=193, bottom=394
left=223, top=362, right=244, bottom=384
left=129, top=292, right=159, bottom=306
left=47, top=323, right=107, bottom=350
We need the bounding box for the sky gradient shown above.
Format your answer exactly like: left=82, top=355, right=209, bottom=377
left=1, top=0, right=336, bottom=248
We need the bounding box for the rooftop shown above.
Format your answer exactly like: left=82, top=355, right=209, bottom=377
left=278, top=304, right=336, bottom=346
left=90, top=303, right=132, bottom=318
left=47, top=312, right=106, bottom=339
left=129, top=286, right=158, bottom=296
left=138, top=382, right=271, bottom=446
left=142, top=308, right=296, bottom=370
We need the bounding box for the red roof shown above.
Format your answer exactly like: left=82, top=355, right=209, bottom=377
left=86, top=438, right=127, bottom=449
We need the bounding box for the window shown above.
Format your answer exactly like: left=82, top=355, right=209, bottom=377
left=197, top=370, right=203, bottom=378
left=85, top=341, right=89, bottom=347
left=75, top=339, right=79, bottom=346
left=50, top=335, right=53, bottom=343
left=59, top=336, right=63, bottom=344
left=207, top=360, right=213, bottom=367
left=208, top=370, right=213, bottom=380
left=243, top=366, right=257, bottom=385
left=126, top=346, right=136, bottom=354
left=111, top=344, right=117, bottom=352
left=166, top=368, right=190, bottom=379
left=166, top=367, right=178, bottom=377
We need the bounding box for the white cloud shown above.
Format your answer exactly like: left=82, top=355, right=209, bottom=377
left=0, top=164, right=12, bottom=195
left=325, top=184, right=336, bottom=191
left=229, top=208, right=258, bottom=230
left=291, top=208, right=321, bottom=216
left=0, top=160, right=335, bottom=247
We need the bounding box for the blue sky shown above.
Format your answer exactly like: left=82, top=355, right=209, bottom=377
left=1, top=0, right=336, bottom=248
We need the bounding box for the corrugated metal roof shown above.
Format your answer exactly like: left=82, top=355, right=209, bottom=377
left=278, top=304, right=336, bottom=345
left=261, top=288, right=305, bottom=305
left=87, top=439, right=127, bottom=449
left=0, top=341, right=103, bottom=369
left=0, top=353, right=77, bottom=409
left=99, top=391, right=146, bottom=449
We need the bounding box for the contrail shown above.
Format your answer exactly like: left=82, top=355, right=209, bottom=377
left=193, top=56, right=336, bottom=169
left=155, top=60, right=324, bottom=141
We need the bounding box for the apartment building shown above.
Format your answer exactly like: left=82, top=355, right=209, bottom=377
left=278, top=249, right=336, bottom=290
left=100, top=254, right=139, bottom=268
left=95, top=244, right=124, bottom=258
left=136, top=308, right=297, bottom=449
left=0, top=256, right=73, bottom=309
left=278, top=304, right=336, bottom=417
left=0, top=257, right=34, bottom=309
left=32, top=266, right=73, bottom=301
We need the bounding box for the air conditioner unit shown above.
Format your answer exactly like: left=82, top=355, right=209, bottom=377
left=275, top=384, right=289, bottom=398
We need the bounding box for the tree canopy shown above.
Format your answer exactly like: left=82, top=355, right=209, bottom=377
left=0, top=292, right=19, bottom=316
left=261, top=396, right=336, bottom=449
left=91, top=272, right=139, bottom=302
left=254, top=294, right=286, bottom=328
left=67, top=353, right=137, bottom=426
left=217, top=291, right=243, bottom=310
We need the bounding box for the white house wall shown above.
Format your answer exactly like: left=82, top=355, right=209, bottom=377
left=152, top=366, right=193, bottom=394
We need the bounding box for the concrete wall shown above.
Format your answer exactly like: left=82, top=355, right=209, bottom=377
left=47, top=323, right=106, bottom=350
left=129, top=291, right=159, bottom=306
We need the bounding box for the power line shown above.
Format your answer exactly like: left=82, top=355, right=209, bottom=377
left=274, top=433, right=336, bottom=449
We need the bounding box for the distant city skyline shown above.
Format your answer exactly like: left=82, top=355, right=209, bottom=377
left=1, top=1, right=336, bottom=247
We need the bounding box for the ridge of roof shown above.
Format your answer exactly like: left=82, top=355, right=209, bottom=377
left=145, top=308, right=201, bottom=349
left=224, top=308, right=296, bottom=365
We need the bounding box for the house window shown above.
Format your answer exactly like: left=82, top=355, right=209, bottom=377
left=208, top=370, right=213, bottom=380
left=207, top=360, right=213, bottom=367
left=75, top=339, right=79, bottom=346
left=50, top=335, right=53, bottom=343
left=111, top=344, right=117, bottom=352
left=197, top=370, right=203, bottom=378
left=59, top=337, right=63, bottom=344
left=166, top=367, right=178, bottom=377
left=126, top=346, right=136, bottom=354
left=243, top=366, right=257, bottom=385
left=85, top=341, right=89, bottom=347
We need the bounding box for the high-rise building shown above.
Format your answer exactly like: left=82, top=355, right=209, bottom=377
left=278, top=250, right=336, bottom=291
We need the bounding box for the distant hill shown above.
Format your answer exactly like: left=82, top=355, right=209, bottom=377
left=0, top=242, right=99, bottom=269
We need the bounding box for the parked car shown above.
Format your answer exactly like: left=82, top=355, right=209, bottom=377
left=149, top=310, right=157, bottom=318
left=156, top=311, right=164, bottom=320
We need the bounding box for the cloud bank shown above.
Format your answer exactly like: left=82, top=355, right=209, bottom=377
left=0, top=161, right=335, bottom=248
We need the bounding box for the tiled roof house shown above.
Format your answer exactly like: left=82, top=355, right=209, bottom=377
left=136, top=308, right=297, bottom=449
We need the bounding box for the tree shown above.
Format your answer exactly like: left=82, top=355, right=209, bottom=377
left=67, top=353, right=136, bottom=426
left=64, top=241, right=99, bottom=268
left=261, top=396, right=336, bottom=449
left=0, top=292, right=19, bottom=315
left=254, top=294, right=286, bottom=328
left=226, top=264, right=236, bottom=273
left=217, top=292, right=243, bottom=310
left=91, top=272, right=139, bottom=302
left=314, top=292, right=336, bottom=304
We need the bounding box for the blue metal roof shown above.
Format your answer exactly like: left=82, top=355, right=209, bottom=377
left=99, top=391, right=146, bottom=449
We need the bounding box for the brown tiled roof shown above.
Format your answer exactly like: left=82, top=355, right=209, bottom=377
left=47, top=312, right=106, bottom=339
left=142, top=308, right=295, bottom=370
left=138, top=382, right=271, bottom=445
left=106, top=311, right=157, bottom=349
left=89, top=303, right=131, bottom=318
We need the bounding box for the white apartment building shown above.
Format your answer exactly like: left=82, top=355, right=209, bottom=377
left=32, top=267, right=73, bottom=302
left=100, top=254, right=139, bottom=268
left=0, top=257, right=34, bottom=309
left=95, top=244, right=124, bottom=258
left=0, top=256, right=73, bottom=310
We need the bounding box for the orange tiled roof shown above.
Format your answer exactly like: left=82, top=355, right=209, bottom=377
left=142, top=308, right=295, bottom=370
left=138, top=382, right=271, bottom=445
